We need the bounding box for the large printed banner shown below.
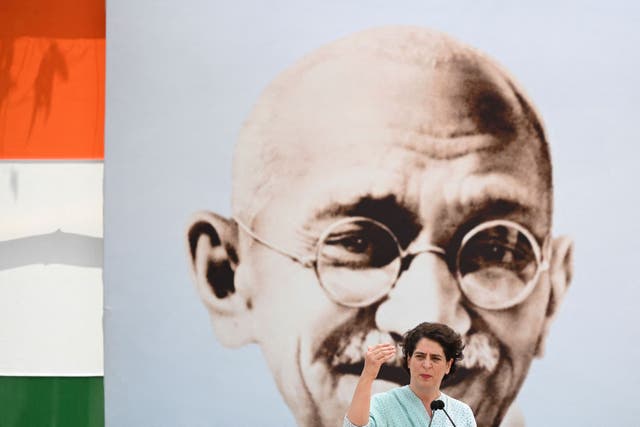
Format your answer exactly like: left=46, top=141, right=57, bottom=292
left=105, top=2, right=640, bottom=426
left=1, top=4, right=104, bottom=425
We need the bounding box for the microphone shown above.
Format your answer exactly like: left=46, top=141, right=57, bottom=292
left=428, top=400, right=457, bottom=427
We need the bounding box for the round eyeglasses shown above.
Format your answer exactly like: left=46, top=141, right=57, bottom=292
left=234, top=216, right=549, bottom=310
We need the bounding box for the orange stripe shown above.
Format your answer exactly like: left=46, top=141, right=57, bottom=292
left=0, top=38, right=104, bottom=159
left=0, top=0, right=105, bottom=159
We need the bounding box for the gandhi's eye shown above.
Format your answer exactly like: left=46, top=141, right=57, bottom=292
left=321, top=220, right=399, bottom=269
left=326, top=233, right=372, bottom=254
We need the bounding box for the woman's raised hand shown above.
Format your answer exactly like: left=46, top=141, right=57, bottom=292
left=362, top=343, right=396, bottom=380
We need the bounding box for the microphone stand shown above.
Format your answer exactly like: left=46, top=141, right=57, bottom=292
left=442, top=409, right=457, bottom=427
left=427, top=411, right=435, bottom=427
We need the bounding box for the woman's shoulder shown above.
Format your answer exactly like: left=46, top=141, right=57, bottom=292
left=372, top=385, right=413, bottom=404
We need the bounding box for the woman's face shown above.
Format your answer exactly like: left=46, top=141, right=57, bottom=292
left=407, top=338, right=453, bottom=392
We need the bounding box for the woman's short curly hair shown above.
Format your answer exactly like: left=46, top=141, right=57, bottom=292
left=401, top=322, right=465, bottom=380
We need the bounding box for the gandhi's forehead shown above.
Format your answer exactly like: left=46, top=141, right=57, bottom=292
left=232, top=27, right=549, bottom=220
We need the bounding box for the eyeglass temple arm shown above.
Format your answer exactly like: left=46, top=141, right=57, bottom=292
left=234, top=217, right=316, bottom=268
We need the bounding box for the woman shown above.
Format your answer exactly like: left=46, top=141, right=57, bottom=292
left=344, top=322, right=476, bottom=427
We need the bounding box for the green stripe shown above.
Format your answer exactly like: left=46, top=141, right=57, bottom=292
left=0, top=376, right=103, bottom=427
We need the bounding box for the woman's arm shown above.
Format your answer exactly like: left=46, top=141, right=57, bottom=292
left=345, top=343, right=396, bottom=426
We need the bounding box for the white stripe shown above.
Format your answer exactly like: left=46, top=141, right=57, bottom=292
left=0, top=265, right=103, bottom=375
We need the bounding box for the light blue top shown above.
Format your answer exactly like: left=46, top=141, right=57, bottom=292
left=343, top=386, right=476, bottom=427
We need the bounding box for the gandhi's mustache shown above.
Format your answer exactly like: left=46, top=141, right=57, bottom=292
left=327, top=329, right=500, bottom=374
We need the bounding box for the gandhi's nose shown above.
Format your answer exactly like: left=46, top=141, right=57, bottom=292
left=374, top=252, right=471, bottom=336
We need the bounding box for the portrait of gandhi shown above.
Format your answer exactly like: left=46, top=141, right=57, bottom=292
left=186, top=26, right=573, bottom=427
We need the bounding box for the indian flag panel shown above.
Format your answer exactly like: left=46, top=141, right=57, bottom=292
left=1, top=0, right=105, bottom=425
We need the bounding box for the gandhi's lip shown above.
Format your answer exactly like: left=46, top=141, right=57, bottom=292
left=334, top=361, right=410, bottom=385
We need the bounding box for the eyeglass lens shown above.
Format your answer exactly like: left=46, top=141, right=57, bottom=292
left=316, top=218, right=401, bottom=307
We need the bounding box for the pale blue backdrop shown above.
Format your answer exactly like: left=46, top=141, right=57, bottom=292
left=105, top=1, right=640, bottom=425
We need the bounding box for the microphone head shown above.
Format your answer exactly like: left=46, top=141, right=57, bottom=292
left=430, top=400, right=445, bottom=410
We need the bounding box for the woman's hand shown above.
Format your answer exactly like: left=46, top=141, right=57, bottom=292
left=362, top=343, right=396, bottom=380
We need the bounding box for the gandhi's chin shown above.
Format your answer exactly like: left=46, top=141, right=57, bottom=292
left=300, top=361, right=354, bottom=426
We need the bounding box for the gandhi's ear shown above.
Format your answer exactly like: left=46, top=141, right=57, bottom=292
left=535, top=235, right=574, bottom=357
left=186, top=211, right=253, bottom=347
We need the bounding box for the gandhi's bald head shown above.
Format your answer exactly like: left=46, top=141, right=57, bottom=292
left=232, top=26, right=551, bottom=223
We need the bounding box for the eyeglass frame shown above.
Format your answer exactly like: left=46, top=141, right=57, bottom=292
left=234, top=215, right=550, bottom=310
